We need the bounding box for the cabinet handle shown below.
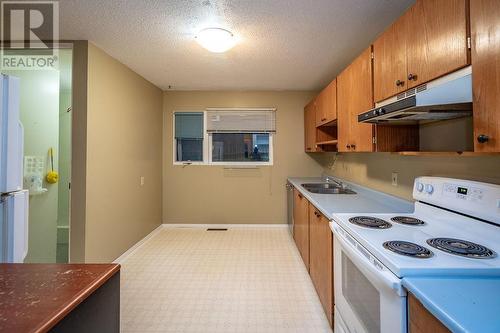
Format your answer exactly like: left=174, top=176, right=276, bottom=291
left=477, top=134, right=490, bottom=144
left=395, top=79, right=405, bottom=87
left=306, top=147, right=312, bottom=151
left=315, top=211, right=321, bottom=218
left=346, top=144, right=351, bottom=149
left=408, top=73, right=418, bottom=81
left=321, top=118, right=327, bottom=122
left=298, top=193, right=303, bottom=199
left=351, top=144, right=356, bottom=150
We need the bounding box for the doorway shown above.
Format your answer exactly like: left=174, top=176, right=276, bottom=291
left=2, top=47, right=72, bottom=263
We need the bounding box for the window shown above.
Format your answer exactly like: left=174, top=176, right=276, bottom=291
left=174, top=112, right=204, bottom=162
left=211, top=133, right=271, bottom=162
left=173, top=109, right=275, bottom=165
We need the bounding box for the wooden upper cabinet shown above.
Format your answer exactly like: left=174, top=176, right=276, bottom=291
left=471, top=0, right=500, bottom=152
left=374, top=0, right=469, bottom=102
left=316, top=79, right=337, bottom=126
left=406, top=0, right=469, bottom=88
left=373, top=13, right=408, bottom=102
left=309, top=205, right=334, bottom=327
left=337, top=47, right=375, bottom=152
left=304, top=99, right=318, bottom=152
left=293, top=189, right=310, bottom=271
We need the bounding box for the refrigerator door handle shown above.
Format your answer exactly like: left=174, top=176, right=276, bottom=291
left=22, top=191, right=28, bottom=261
left=17, top=120, right=24, bottom=190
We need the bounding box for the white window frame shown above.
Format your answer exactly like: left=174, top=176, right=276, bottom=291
left=173, top=110, right=274, bottom=166
left=172, top=111, right=208, bottom=166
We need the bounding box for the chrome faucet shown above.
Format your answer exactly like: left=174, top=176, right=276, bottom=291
left=323, top=175, right=346, bottom=188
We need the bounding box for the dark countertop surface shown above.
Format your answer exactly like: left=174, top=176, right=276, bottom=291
left=0, top=263, right=120, bottom=333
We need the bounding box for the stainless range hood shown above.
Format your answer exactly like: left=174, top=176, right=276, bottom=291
left=359, top=66, right=472, bottom=124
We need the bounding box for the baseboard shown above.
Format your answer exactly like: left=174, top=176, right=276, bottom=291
left=164, top=217, right=286, bottom=224
left=113, top=224, right=164, bottom=264
left=162, top=223, right=288, bottom=229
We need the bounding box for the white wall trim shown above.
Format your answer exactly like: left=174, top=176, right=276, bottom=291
left=113, top=224, right=164, bottom=264
left=162, top=223, right=288, bottom=229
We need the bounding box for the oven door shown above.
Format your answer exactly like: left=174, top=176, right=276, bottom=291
left=332, top=223, right=407, bottom=333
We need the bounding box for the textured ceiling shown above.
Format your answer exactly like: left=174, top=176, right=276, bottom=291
left=59, top=0, right=414, bottom=91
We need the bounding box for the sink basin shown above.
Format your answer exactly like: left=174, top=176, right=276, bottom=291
left=301, top=183, right=356, bottom=195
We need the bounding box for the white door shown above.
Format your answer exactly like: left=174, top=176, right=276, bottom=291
left=0, top=190, right=29, bottom=262
left=0, top=74, right=23, bottom=194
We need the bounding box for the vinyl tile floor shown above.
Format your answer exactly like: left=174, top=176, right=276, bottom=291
left=120, top=226, right=332, bottom=333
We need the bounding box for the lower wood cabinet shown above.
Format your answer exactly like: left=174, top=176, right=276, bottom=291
left=309, top=204, right=334, bottom=326
left=408, top=293, right=450, bottom=333
left=293, top=188, right=310, bottom=270
left=292, top=187, right=334, bottom=328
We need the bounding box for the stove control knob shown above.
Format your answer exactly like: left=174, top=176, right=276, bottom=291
left=425, top=184, right=434, bottom=194
left=416, top=182, right=424, bottom=192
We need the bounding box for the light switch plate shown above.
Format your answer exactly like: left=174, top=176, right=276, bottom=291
left=140, top=176, right=145, bottom=186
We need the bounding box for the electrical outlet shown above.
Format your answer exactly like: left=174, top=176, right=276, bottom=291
left=140, top=176, right=145, bottom=186
left=392, top=172, right=398, bottom=186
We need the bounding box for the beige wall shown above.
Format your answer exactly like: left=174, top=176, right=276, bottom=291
left=317, top=153, right=500, bottom=201
left=163, top=91, right=323, bottom=224
left=84, top=43, right=163, bottom=262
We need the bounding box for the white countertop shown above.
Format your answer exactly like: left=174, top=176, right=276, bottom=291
left=287, top=177, right=414, bottom=220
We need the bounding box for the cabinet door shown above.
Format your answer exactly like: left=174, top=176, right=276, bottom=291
left=309, top=205, right=333, bottom=326
left=337, top=76, right=350, bottom=152
left=408, top=293, right=450, bottom=333
left=373, top=14, right=408, bottom=102
left=304, top=100, right=317, bottom=152
left=471, top=0, right=500, bottom=152
left=316, top=79, right=337, bottom=126
left=293, top=189, right=309, bottom=270
left=337, top=47, right=374, bottom=152
left=406, top=0, right=469, bottom=88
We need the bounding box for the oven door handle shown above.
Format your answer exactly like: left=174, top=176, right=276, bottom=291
left=333, top=223, right=406, bottom=296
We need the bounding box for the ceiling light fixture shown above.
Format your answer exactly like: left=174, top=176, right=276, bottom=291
left=195, top=28, right=236, bottom=53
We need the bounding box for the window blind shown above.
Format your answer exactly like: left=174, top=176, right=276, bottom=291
left=175, top=112, right=204, bottom=139
left=206, top=108, right=276, bottom=133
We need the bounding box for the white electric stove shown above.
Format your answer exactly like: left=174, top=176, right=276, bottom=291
left=330, top=177, right=500, bottom=333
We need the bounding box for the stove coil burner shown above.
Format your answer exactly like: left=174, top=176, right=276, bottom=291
left=383, top=241, right=433, bottom=258
left=349, top=216, right=392, bottom=229
left=427, top=238, right=496, bottom=259
left=391, top=216, right=425, bottom=226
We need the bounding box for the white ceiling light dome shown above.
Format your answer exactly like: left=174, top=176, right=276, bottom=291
left=195, top=28, right=237, bottom=53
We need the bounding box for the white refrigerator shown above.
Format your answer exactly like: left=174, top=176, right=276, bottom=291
left=0, top=74, right=29, bottom=263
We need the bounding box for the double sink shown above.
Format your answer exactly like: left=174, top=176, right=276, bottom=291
left=301, top=183, right=356, bottom=195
